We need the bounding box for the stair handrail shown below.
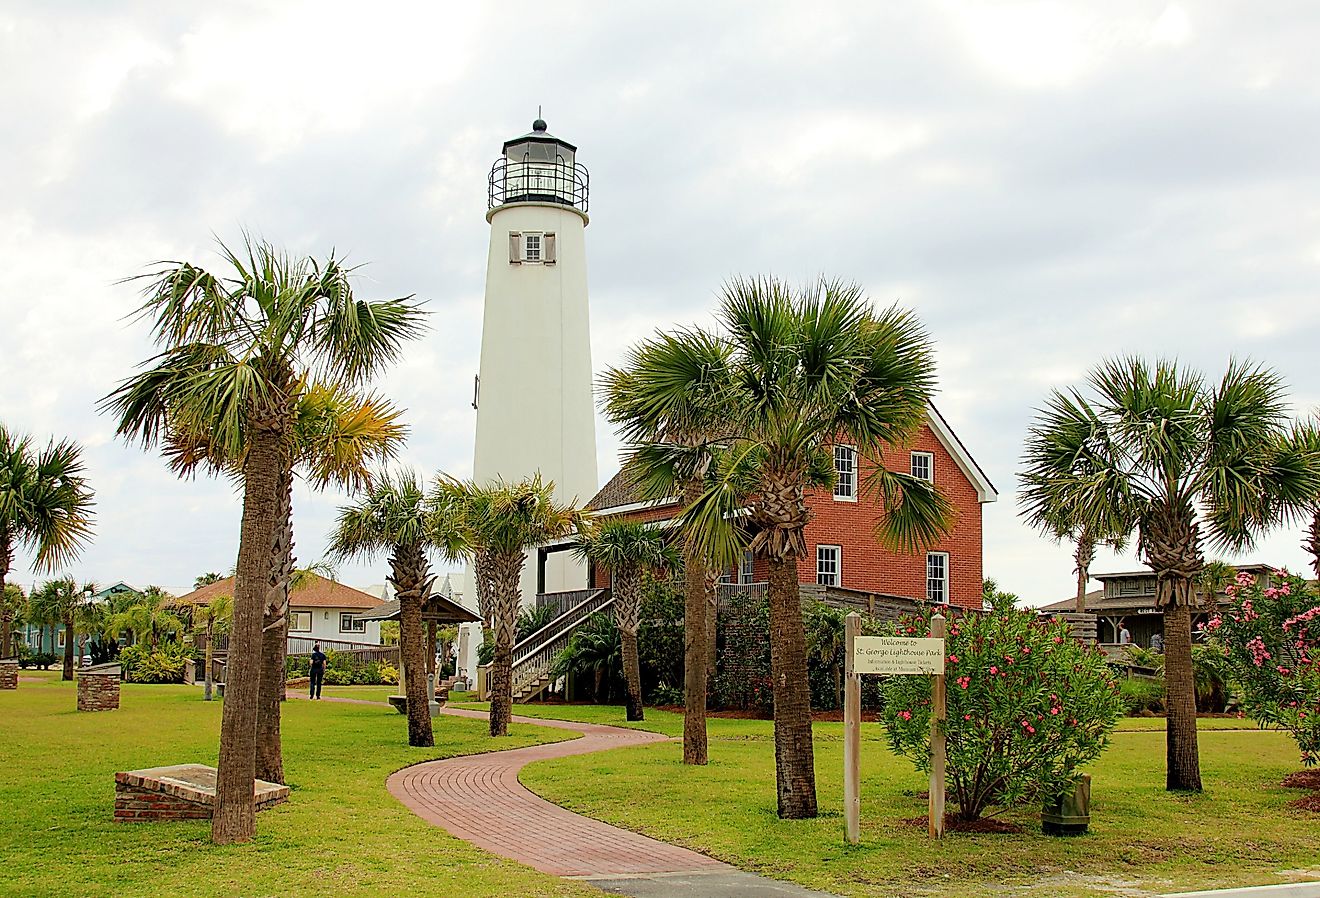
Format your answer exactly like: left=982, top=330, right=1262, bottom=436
left=512, top=588, right=609, bottom=664
left=510, top=593, right=617, bottom=694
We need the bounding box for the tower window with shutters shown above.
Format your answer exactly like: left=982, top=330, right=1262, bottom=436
left=524, top=233, right=541, bottom=261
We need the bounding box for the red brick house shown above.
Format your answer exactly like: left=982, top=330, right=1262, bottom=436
left=585, top=404, right=997, bottom=611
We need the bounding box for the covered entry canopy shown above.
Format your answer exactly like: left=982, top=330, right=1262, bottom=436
left=355, top=593, right=479, bottom=625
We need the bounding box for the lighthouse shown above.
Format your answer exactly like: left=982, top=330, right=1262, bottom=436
left=472, top=117, right=598, bottom=599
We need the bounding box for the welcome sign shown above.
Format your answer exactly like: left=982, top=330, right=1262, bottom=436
left=851, top=636, right=945, bottom=675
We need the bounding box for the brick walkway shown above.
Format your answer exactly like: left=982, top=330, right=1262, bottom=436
left=388, top=706, right=733, bottom=878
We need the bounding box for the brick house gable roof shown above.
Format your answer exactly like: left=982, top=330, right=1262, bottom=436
left=588, top=403, right=997, bottom=512
left=175, top=574, right=384, bottom=611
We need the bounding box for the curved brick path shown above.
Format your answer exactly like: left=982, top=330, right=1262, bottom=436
left=388, top=706, right=732, bottom=878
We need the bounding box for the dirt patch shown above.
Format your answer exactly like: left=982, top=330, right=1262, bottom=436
left=1282, top=769, right=1320, bottom=791
left=900, top=813, right=1024, bottom=834
left=1288, top=792, right=1320, bottom=812
left=18, top=676, right=43, bottom=683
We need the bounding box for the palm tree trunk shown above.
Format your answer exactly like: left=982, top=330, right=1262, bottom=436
left=1163, top=601, right=1202, bottom=791
left=0, top=531, right=11, bottom=659
left=426, top=621, right=437, bottom=676
left=256, top=468, right=294, bottom=784
left=767, top=553, right=818, bottom=819
left=204, top=620, right=215, bottom=701
left=213, top=424, right=284, bottom=845
left=621, top=628, right=644, bottom=721
left=1074, top=532, right=1095, bottom=614
left=391, top=542, right=434, bottom=748
left=682, top=479, right=709, bottom=765
left=62, top=619, right=75, bottom=680
left=704, top=568, right=719, bottom=688
left=1306, top=507, right=1320, bottom=581
left=488, top=551, right=523, bottom=738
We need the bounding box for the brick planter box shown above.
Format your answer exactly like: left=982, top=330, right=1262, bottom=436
left=0, top=659, right=17, bottom=690
left=114, top=764, right=289, bottom=822
left=77, top=663, right=122, bottom=711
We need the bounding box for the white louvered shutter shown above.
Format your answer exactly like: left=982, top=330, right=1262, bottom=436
left=544, top=233, right=556, bottom=264
left=509, top=232, right=522, bottom=263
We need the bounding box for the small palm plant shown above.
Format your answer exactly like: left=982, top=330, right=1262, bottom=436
left=30, top=577, right=88, bottom=679
left=571, top=519, right=676, bottom=721
left=109, top=587, right=184, bottom=650
left=0, top=423, right=95, bottom=659
left=328, top=470, right=467, bottom=747
left=1, top=584, right=27, bottom=661
left=439, top=475, right=580, bottom=737
left=192, top=594, right=234, bottom=701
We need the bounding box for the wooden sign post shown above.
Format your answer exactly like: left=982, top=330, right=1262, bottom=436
left=843, top=611, right=947, bottom=844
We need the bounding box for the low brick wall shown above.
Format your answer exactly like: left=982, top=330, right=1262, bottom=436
left=0, top=659, right=17, bottom=690
left=114, top=784, right=212, bottom=822
left=78, top=672, right=120, bottom=711
left=114, top=765, right=289, bottom=822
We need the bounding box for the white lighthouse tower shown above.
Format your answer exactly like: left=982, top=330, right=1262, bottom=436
left=472, top=117, right=598, bottom=600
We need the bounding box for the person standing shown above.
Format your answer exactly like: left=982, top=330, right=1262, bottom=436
left=310, top=643, right=327, bottom=699
left=1150, top=631, right=1165, bottom=653
left=1118, top=621, right=1132, bottom=646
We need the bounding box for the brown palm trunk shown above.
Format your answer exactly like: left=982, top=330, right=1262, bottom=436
left=705, top=570, right=718, bottom=685
left=682, top=478, right=709, bottom=765
left=393, top=542, right=434, bottom=747
left=62, top=619, right=75, bottom=680
left=487, top=551, right=522, bottom=737
left=204, top=620, right=215, bottom=701
left=1074, top=534, right=1094, bottom=614
left=426, top=621, right=437, bottom=676
left=767, top=554, right=818, bottom=818
left=212, top=424, right=284, bottom=845
left=1163, top=601, right=1202, bottom=791
left=256, top=468, right=294, bottom=784
left=0, top=531, right=11, bottom=658
left=1306, top=508, right=1320, bottom=581
left=621, top=629, right=644, bottom=721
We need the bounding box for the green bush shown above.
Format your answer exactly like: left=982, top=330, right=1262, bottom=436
left=119, top=642, right=194, bottom=684
left=1118, top=676, right=1165, bottom=715
left=647, top=682, right=683, bottom=706
left=323, top=667, right=353, bottom=686
left=879, top=606, right=1123, bottom=822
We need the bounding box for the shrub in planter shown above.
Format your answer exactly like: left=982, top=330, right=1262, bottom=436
left=119, top=642, right=193, bottom=683
left=879, top=607, right=1123, bottom=822
left=1208, top=569, right=1320, bottom=765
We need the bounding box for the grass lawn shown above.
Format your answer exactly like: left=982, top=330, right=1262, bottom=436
left=0, top=671, right=595, bottom=898
left=516, top=703, right=1320, bottom=898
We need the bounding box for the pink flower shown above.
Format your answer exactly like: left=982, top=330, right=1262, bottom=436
left=1225, top=585, right=1238, bottom=597
left=1236, top=571, right=1256, bottom=587
left=957, top=676, right=971, bottom=689
left=899, top=710, right=912, bottom=721
left=1051, top=707, right=1060, bottom=715
left=1004, top=654, right=1014, bottom=663
left=989, top=666, right=999, bottom=675
left=947, top=654, right=959, bottom=664
left=1021, top=646, right=1031, bottom=655
left=1053, top=635, right=1064, bottom=644
left=1282, top=583, right=1292, bottom=596
left=963, top=713, right=972, bottom=721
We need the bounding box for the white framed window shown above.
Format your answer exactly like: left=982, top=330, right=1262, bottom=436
left=833, top=445, right=857, bottom=500
left=289, top=611, right=312, bottom=633
left=57, top=630, right=66, bottom=648
left=524, top=232, right=542, bottom=262
left=911, top=451, right=934, bottom=483
left=339, top=612, right=366, bottom=634
left=816, top=545, right=841, bottom=587
left=30, top=631, right=41, bottom=648
left=739, top=550, right=755, bottom=585
left=926, top=552, right=949, bottom=604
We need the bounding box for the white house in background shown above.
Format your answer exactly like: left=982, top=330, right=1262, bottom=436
left=175, top=574, right=385, bottom=646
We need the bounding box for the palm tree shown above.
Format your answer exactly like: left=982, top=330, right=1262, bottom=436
left=600, top=327, right=736, bottom=766
left=1283, top=417, right=1320, bottom=578
left=571, top=519, right=676, bottom=720
left=103, top=236, right=426, bottom=843
left=1020, top=357, right=1317, bottom=791
left=30, top=577, right=90, bottom=680
left=648, top=278, right=952, bottom=819
left=1, top=583, right=26, bottom=660
left=0, top=424, right=95, bottom=659
left=109, top=587, right=184, bottom=649
left=168, top=382, right=405, bottom=782
left=328, top=470, right=466, bottom=747
left=439, top=475, right=580, bottom=737
left=194, top=572, right=225, bottom=589
left=191, top=594, right=233, bottom=701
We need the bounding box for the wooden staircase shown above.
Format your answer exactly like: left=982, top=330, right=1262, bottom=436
left=482, top=588, right=615, bottom=704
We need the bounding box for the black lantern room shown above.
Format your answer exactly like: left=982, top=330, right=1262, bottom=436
left=488, top=118, right=588, bottom=212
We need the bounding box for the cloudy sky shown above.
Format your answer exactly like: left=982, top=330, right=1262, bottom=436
left=3, top=1, right=1318, bottom=603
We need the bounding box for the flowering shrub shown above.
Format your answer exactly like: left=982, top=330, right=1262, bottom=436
left=878, top=607, right=1123, bottom=821
left=1206, top=569, right=1320, bottom=765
